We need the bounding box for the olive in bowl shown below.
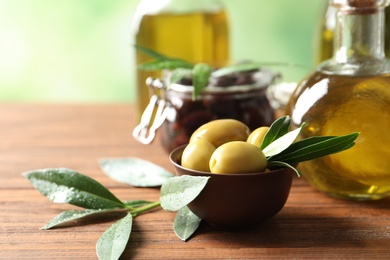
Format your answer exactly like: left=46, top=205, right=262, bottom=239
left=169, top=145, right=294, bottom=230
left=167, top=116, right=360, bottom=229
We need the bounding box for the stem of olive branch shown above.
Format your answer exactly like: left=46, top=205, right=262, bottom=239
left=129, top=201, right=161, bottom=217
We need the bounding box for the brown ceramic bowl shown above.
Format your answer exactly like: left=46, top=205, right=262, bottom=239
left=169, top=145, right=294, bottom=230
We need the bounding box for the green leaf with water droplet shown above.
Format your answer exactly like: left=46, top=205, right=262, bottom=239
left=99, top=158, right=174, bottom=187
left=96, top=213, right=132, bottom=260
left=160, top=175, right=209, bottom=211
left=173, top=206, right=202, bottom=241
left=23, top=168, right=126, bottom=209
left=41, top=208, right=120, bottom=230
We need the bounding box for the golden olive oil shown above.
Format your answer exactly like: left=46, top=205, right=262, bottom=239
left=134, top=11, right=229, bottom=119
left=286, top=71, right=390, bottom=200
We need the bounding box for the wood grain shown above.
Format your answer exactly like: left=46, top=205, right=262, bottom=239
left=1, top=103, right=390, bottom=259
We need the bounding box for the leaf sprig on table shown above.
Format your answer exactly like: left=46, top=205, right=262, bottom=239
left=23, top=167, right=207, bottom=260
left=23, top=116, right=359, bottom=260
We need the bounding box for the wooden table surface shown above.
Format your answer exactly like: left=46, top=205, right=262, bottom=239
left=2, top=103, right=390, bottom=259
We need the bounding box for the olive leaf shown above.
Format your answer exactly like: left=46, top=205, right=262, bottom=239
left=261, top=116, right=291, bottom=149
left=99, top=158, right=174, bottom=187
left=41, top=208, right=121, bottom=230
left=212, top=62, right=262, bottom=78
left=96, top=213, right=133, bottom=260
left=123, top=200, right=153, bottom=210
left=23, top=168, right=162, bottom=260
left=263, top=123, right=306, bottom=157
left=134, top=44, right=168, bottom=60
left=41, top=201, right=154, bottom=230
left=262, top=117, right=359, bottom=166
left=23, top=168, right=126, bottom=209
left=135, top=45, right=193, bottom=70
left=173, top=206, right=202, bottom=241
left=268, top=132, right=359, bottom=164
left=192, top=63, right=212, bottom=100
left=267, top=161, right=301, bottom=177
left=169, top=68, right=192, bottom=85
left=137, top=58, right=194, bottom=71
left=160, top=175, right=210, bottom=211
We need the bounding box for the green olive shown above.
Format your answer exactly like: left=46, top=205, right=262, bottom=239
left=190, top=119, right=250, bottom=148
left=247, top=126, right=270, bottom=147
left=181, top=139, right=216, bottom=172
left=209, top=141, right=267, bottom=174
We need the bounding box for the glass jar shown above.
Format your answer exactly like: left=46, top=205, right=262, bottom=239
left=286, top=0, right=390, bottom=200
left=131, top=0, right=230, bottom=121
left=133, top=68, right=278, bottom=153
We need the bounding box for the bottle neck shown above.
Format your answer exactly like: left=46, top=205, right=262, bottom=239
left=319, top=3, right=390, bottom=76
left=333, top=7, right=385, bottom=63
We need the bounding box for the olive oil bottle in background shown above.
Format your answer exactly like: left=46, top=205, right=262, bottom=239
left=316, top=3, right=336, bottom=62
left=131, top=0, right=230, bottom=120
left=286, top=0, right=390, bottom=200
left=317, top=2, right=390, bottom=62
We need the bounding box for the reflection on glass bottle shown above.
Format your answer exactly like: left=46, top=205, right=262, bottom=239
left=286, top=0, right=390, bottom=200
left=318, top=2, right=390, bottom=62
left=131, top=0, right=230, bottom=120
left=317, top=3, right=336, bottom=62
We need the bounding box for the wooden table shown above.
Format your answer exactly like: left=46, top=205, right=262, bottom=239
left=1, top=103, right=390, bottom=259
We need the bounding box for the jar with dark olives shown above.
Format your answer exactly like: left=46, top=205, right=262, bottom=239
left=133, top=68, right=278, bottom=153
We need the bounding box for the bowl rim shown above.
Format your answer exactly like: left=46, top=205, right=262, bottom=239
left=169, top=144, right=292, bottom=177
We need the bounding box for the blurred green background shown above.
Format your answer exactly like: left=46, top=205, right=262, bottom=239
left=0, top=0, right=324, bottom=103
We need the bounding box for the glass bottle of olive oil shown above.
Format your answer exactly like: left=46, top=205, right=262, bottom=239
left=286, top=0, right=390, bottom=200
left=131, top=0, right=230, bottom=120
left=317, top=2, right=390, bottom=62
left=316, top=3, right=336, bottom=63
